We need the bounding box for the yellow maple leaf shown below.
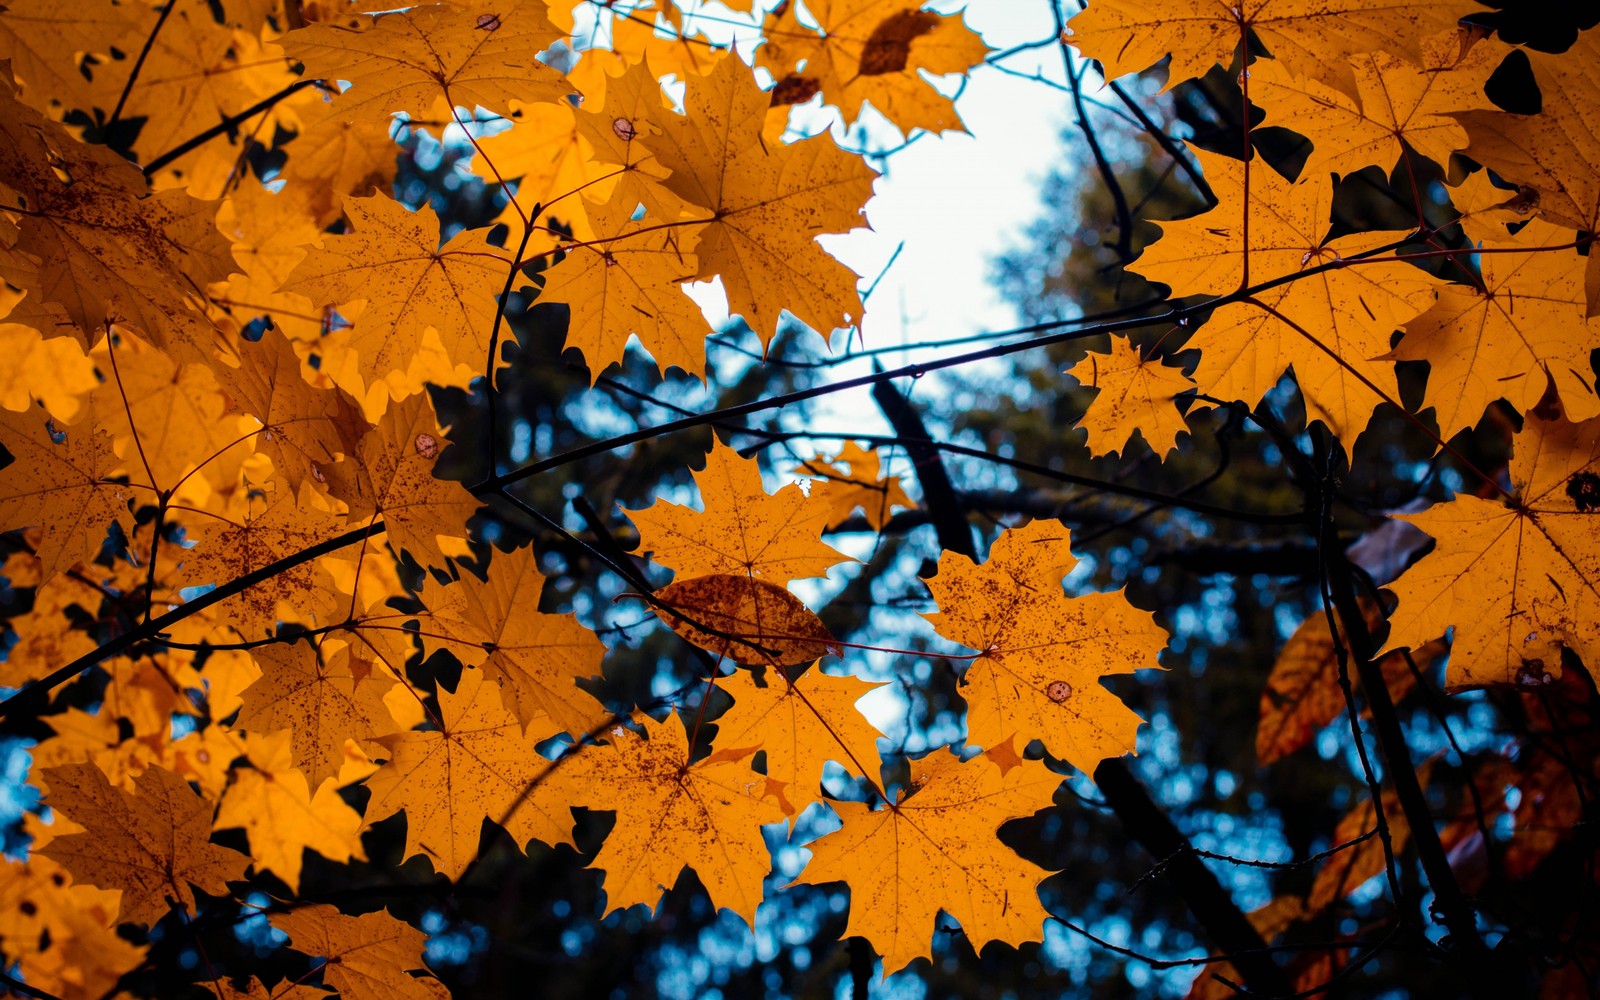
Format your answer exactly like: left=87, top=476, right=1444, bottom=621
left=1250, top=28, right=1507, bottom=179
left=1388, top=218, right=1600, bottom=439
left=363, top=669, right=580, bottom=881
left=175, top=484, right=352, bottom=638
left=0, top=85, right=237, bottom=353
left=214, top=730, right=366, bottom=893
left=714, top=665, right=884, bottom=815
left=570, top=59, right=688, bottom=225
left=1129, top=146, right=1438, bottom=451
left=1457, top=28, right=1600, bottom=313
left=206, top=326, right=371, bottom=493
left=568, top=711, right=784, bottom=925
left=537, top=197, right=710, bottom=382
left=280, top=0, right=570, bottom=124
left=923, top=520, right=1167, bottom=774
left=0, top=403, right=132, bottom=582
left=91, top=329, right=244, bottom=489
left=38, top=762, right=251, bottom=927
left=1065, top=335, right=1194, bottom=459
left=795, top=442, right=914, bottom=530
left=639, top=56, right=876, bottom=347
left=0, top=0, right=144, bottom=116
left=1444, top=169, right=1540, bottom=244
left=0, top=321, right=97, bottom=422
left=1382, top=408, right=1600, bottom=689
left=107, top=7, right=297, bottom=178
left=235, top=639, right=403, bottom=789
left=0, top=851, right=147, bottom=1000
left=323, top=390, right=481, bottom=570
left=757, top=0, right=992, bottom=135
left=0, top=565, right=100, bottom=688
left=414, top=544, right=610, bottom=734
left=1066, top=0, right=1483, bottom=96
left=271, top=904, right=448, bottom=1000
left=628, top=437, right=852, bottom=586
left=281, top=192, right=512, bottom=397
left=791, top=748, right=1061, bottom=973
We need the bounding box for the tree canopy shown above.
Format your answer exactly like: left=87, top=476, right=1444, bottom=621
left=0, top=0, right=1598, bottom=997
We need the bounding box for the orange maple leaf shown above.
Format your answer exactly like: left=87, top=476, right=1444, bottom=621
left=639, top=56, right=876, bottom=346
left=271, top=904, right=448, bottom=1000
left=1130, top=146, right=1438, bottom=451
left=1066, top=0, right=1483, bottom=96
left=757, top=0, right=992, bottom=135
left=923, top=520, right=1167, bottom=774
left=363, top=669, right=580, bottom=880
left=1065, top=335, right=1194, bottom=460
left=714, top=665, right=885, bottom=815
left=280, top=0, right=570, bottom=124
left=1382, top=408, right=1600, bottom=689
left=568, top=711, right=784, bottom=925
left=414, top=544, right=610, bottom=734
left=282, top=193, right=512, bottom=397
left=627, top=438, right=852, bottom=586
left=39, top=762, right=251, bottom=927
left=791, top=748, right=1061, bottom=973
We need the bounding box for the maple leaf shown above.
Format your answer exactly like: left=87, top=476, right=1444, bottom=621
left=413, top=544, right=610, bottom=734
left=90, top=330, right=241, bottom=489
left=1250, top=29, right=1506, bottom=180
left=791, top=748, right=1061, bottom=973
left=570, top=711, right=784, bottom=925
left=795, top=442, right=914, bottom=530
left=0, top=321, right=97, bottom=421
left=38, top=762, right=251, bottom=927
left=1382, top=408, right=1600, bottom=689
left=639, top=56, right=876, bottom=346
left=627, top=438, right=852, bottom=586
left=280, top=0, right=571, bottom=125
left=104, top=3, right=298, bottom=174
left=0, top=561, right=101, bottom=688
left=652, top=573, right=841, bottom=666
left=756, top=0, right=992, bottom=135
left=1456, top=28, right=1600, bottom=313
left=282, top=193, right=512, bottom=397
left=323, top=390, right=480, bottom=570
left=235, top=639, right=403, bottom=788
left=214, top=731, right=366, bottom=893
left=363, top=669, right=580, bottom=880
left=0, top=86, right=237, bottom=351
left=1129, top=146, right=1438, bottom=451
left=1066, top=0, right=1484, bottom=96
left=1065, top=335, right=1194, bottom=459
left=271, top=904, right=448, bottom=1000
left=207, top=977, right=331, bottom=1000
left=0, top=850, right=148, bottom=1000
left=1444, top=170, right=1540, bottom=245
left=0, top=403, right=132, bottom=582
left=928, top=521, right=1164, bottom=771
left=539, top=199, right=711, bottom=382
left=923, top=520, right=1168, bottom=775
left=714, top=665, right=885, bottom=815
left=570, top=59, right=688, bottom=224
left=1387, top=218, right=1600, bottom=438
left=1308, top=779, right=1420, bottom=913
left=0, top=0, right=143, bottom=115
left=1256, top=600, right=1438, bottom=765
left=207, top=327, right=371, bottom=493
